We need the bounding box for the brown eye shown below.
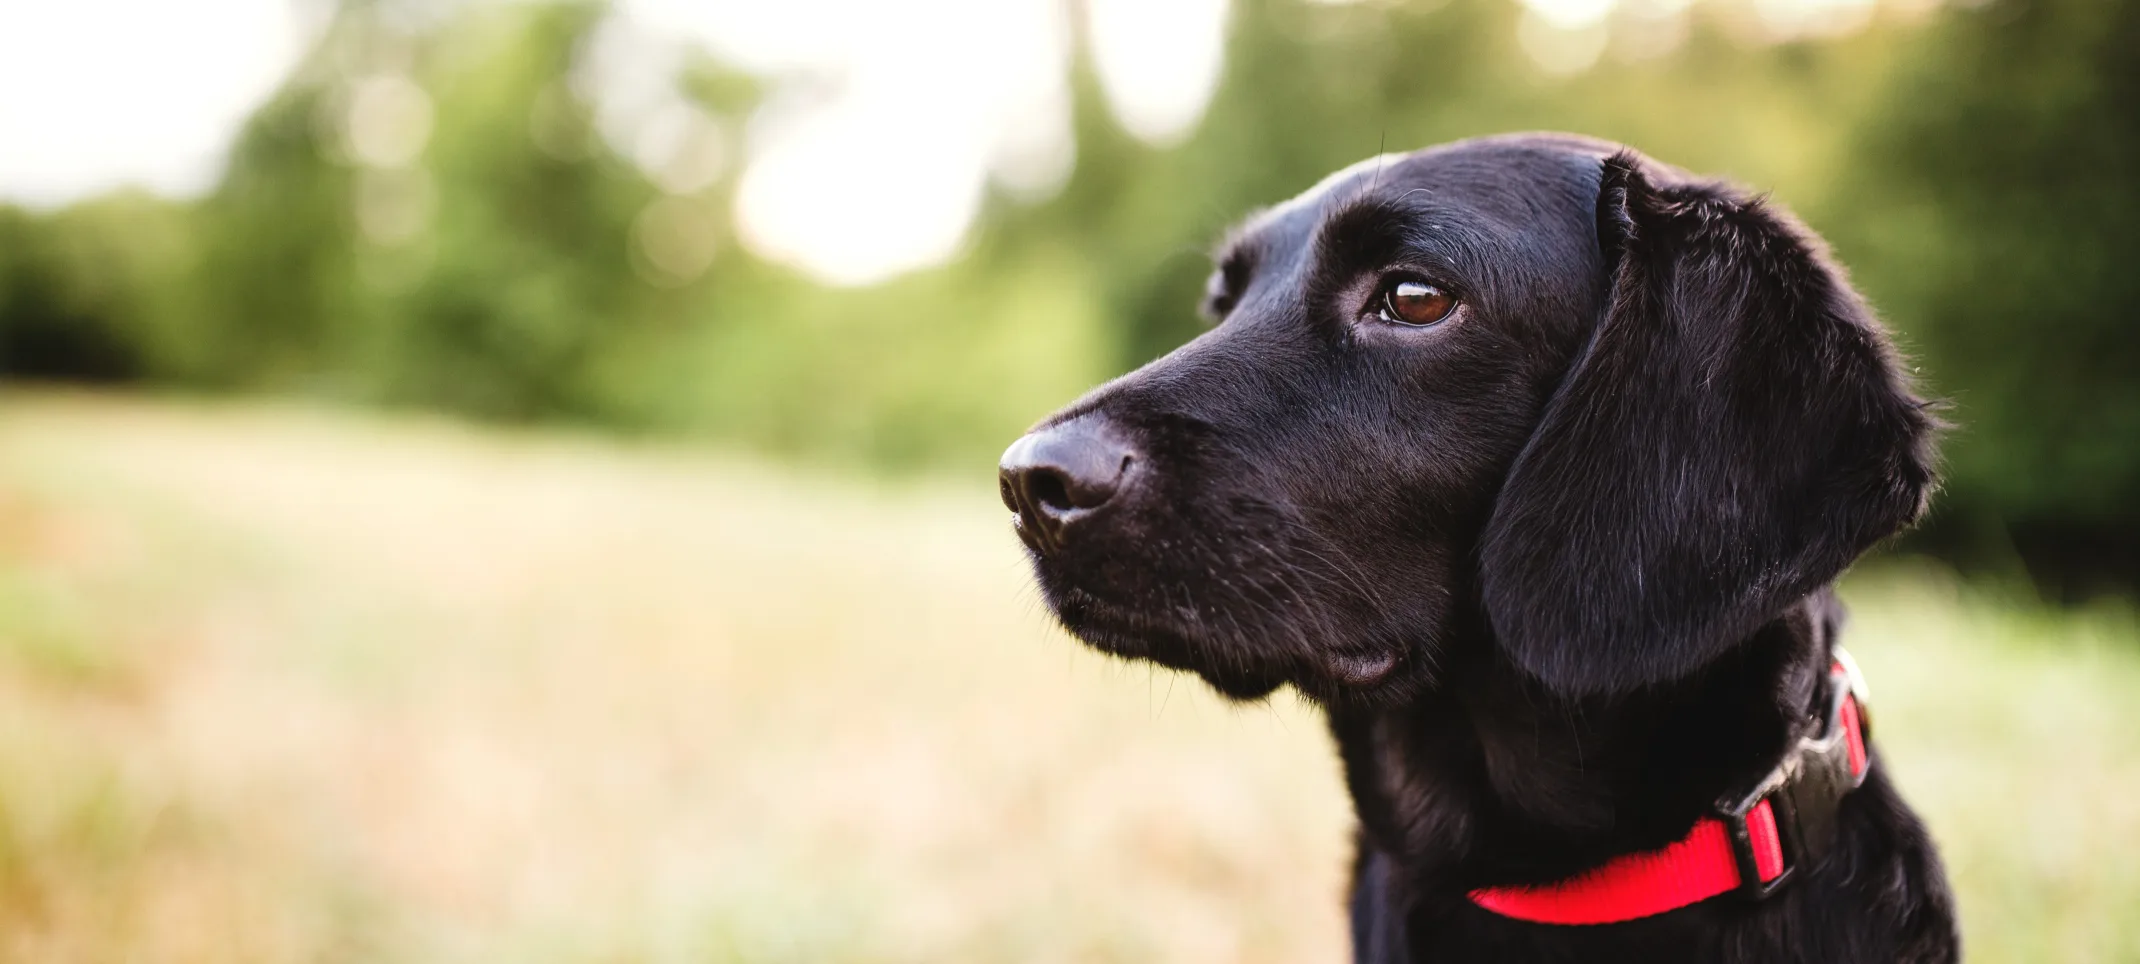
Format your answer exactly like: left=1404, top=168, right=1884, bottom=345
left=1379, top=279, right=1456, bottom=327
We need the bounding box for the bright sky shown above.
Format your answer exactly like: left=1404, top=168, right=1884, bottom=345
left=0, top=0, right=318, bottom=205
left=0, top=0, right=1875, bottom=285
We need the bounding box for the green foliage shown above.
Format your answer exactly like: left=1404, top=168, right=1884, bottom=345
left=0, top=194, right=189, bottom=382
left=363, top=4, right=655, bottom=418
left=179, top=2, right=659, bottom=413
left=180, top=83, right=361, bottom=387
left=0, top=1, right=1112, bottom=468
left=1824, top=0, right=2140, bottom=587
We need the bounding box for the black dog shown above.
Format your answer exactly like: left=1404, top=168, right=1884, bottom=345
left=999, top=134, right=1958, bottom=963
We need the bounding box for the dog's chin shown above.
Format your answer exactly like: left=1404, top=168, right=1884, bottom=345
left=1179, top=662, right=1287, bottom=701
left=1047, top=590, right=1287, bottom=702
left=1044, top=583, right=1418, bottom=705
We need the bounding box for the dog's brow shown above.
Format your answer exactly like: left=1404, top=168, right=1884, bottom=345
left=1210, top=210, right=1273, bottom=273
left=1312, top=196, right=1429, bottom=275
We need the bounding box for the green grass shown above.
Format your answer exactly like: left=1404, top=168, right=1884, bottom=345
left=0, top=393, right=2134, bottom=962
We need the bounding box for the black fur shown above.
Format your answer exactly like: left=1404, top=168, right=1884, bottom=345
left=1001, top=134, right=1957, bottom=963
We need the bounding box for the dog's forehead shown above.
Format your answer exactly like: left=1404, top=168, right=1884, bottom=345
left=1231, top=135, right=1613, bottom=258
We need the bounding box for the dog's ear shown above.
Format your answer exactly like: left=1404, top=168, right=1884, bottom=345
left=1479, top=151, right=1938, bottom=696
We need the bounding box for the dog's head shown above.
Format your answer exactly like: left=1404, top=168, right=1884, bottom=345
left=1001, top=134, right=1936, bottom=704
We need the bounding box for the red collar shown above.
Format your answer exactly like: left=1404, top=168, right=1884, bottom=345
left=1469, top=653, right=1872, bottom=926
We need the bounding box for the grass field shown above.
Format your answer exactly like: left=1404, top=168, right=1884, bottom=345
left=0, top=394, right=2135, bottom=963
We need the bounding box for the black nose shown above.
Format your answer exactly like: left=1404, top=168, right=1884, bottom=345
left=999, top=419, right=1137, bottom=550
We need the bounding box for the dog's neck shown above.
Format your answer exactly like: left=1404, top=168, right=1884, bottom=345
left=1329, top=589, right=1840, bottom=896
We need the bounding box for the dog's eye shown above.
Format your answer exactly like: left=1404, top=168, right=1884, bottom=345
left=1378, top=279, right=1457, bottom=327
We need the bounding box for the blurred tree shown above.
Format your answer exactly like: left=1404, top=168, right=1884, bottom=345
left=178, top=80, right=359, bottom=388
left=363, top=1, right=655, bottom=419
left=0, top=207, right=139, bottom=381
left=0, top=194, right=189, bottom=382
left=1829, top=0, right=2140, bottom=593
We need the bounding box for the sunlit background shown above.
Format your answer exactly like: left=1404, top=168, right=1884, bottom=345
left=2, top=0, right=2137, bottom=960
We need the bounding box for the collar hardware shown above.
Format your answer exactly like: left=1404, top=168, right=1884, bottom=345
left=1717, top=653, right=1870, bottom=902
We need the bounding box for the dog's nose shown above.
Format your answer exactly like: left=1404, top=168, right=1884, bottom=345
left=999, top=419, right=1136, bottom=549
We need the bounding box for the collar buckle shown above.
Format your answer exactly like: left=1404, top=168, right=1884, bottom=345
left=1713, top=653, right=1872, bottom=902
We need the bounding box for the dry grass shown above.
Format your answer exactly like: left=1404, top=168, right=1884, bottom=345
left=0, top=392, right=2134, bottom=962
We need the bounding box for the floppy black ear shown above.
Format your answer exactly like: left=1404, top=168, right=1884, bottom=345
left=1479, top=151, right=1938, bottom=696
